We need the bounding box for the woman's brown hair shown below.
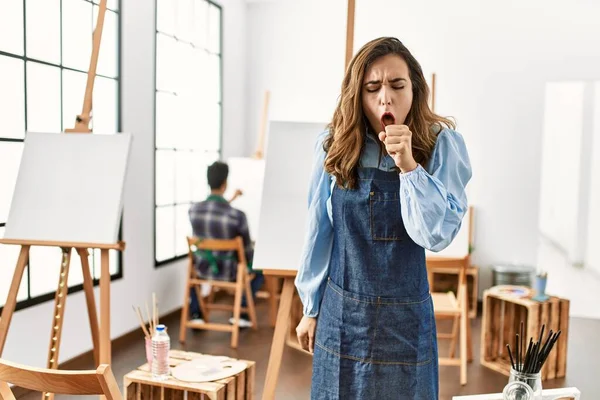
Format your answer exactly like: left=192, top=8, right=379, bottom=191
left=324, top=37, right=455, bottom=189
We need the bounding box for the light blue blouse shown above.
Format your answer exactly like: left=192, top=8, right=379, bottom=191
left=294, top=127, right=472, bottom=317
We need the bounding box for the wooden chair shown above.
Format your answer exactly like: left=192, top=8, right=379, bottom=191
left=0, top=358, right=121, bottom=400
left=427, top=206, right=478, bottom=318
left=426, top=206, right=474, bottom=386
left=180, top=236, right=258, bottom=349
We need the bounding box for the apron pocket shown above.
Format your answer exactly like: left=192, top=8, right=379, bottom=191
left=369, top=186, right=407, bottom=241
left=316, top=279, right=432, bottom=366
left=371, top=293, right=433, bottom=365
left=315, top=279, right=378, bottom=362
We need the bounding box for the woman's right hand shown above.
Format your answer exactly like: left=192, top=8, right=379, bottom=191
left=296, top=315, right=318, bottom=353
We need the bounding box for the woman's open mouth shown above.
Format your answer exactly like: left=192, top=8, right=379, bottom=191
left=380, top=112, right=395, bottom=130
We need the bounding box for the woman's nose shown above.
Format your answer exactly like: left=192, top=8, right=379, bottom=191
left=379, top=88, right=392, bottom=106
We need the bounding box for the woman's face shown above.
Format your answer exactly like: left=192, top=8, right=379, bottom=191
left=361, top=54, right=413, bottom=133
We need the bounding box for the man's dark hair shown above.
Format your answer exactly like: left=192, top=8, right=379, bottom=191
left=207, top=161, right=229, bottom=189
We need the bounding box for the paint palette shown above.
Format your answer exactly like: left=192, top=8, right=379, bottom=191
left=171, top=355, right=248, bottom=383
left=488, top=285, right=533, bottom=299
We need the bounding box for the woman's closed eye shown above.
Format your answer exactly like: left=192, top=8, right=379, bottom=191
left=365, top=85, right=405, bottom=93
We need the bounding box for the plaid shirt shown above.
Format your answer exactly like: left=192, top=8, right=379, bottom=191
left=188, top=195, right=253, bottom=281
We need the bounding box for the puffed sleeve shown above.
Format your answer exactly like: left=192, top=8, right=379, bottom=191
left=399, top=128, right=472, bottom=252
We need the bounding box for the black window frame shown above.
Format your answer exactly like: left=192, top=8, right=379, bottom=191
left=0, top=0, right=123, bottom=314
left=153, top=0, right=224, bottom=267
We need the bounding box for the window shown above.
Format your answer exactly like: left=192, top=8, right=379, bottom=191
left=154, top=0, right=222, bottom=265
left=0, top=0, right=121, bottom=311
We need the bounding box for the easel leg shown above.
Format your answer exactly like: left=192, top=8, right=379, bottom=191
left=78, top=248, right=100, bottom=366
left=0, top=380, right=14, bottom=400
left=0, top=246, right=30, bottom=355
left=267, top=276, right=279, bottom=328
left=43, top=248, right=73, bottom=400
left=262, top=277, right=295, bottom=400
left=100, top=250, right=111, bottom=364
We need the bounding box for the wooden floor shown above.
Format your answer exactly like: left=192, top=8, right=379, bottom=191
left=18, top=298, right=598, bottom=399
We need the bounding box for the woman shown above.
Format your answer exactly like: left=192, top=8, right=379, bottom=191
left=295, top=37, right=472, bottom=399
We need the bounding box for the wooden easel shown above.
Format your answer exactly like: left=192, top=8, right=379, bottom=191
left=65, top=0, right=107, bottom=133
left=0, top=2, right=120, bottom=400
left=244, top=90, right=284, bottom=329
left=253, top=90, right=270, bottom=160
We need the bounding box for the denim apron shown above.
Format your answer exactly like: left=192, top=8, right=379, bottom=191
left=311, top=167, right=439, bottom=400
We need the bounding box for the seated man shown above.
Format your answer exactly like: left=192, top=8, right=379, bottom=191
left=188, top=161, right=264, bottom=328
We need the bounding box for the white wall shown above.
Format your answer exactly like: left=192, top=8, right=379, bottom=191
left=245, top=0, right=347, bottom=153
left=2, top=0, right=247, bottom=367
left=245, top=0, right=600, bottom=317
left=538, top=82, right=589, bottom=266
left=586, top=82, right=600, bottom=276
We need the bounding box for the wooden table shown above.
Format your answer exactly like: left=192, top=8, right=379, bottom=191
left=452, top=387, right=580, bottom=399
left=123, top=350, right=255, bottom=400
left=480, top=288, right=570, bottom=380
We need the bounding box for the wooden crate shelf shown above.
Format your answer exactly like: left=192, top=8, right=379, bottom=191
left=124, top=349, right=255, bottom=400
left=480, top=289, right=569, bottom=380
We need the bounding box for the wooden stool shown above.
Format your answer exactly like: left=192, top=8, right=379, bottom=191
left=480, top=288, right=570, bottom=380
left=429, top=257, right=473, bottom=386
left=429, top=265, right=479, bottom=318
left=427, top=206, right=478, bottom=319
left=123, top=350, right=255, bottom=400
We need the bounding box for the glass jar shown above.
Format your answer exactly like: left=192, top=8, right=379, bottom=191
left=502, top=367, right=542, bottom=400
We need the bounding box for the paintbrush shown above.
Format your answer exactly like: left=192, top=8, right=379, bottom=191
left=145, top=302, right=154, bottom=333
left=133, top=306, right=150, bottom=340
left=506, top=323, right=562, bottom=374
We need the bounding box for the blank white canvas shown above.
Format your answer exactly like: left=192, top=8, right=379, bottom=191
left=4, top=132, right=132, bottom=244
left=225, top=157, right=266, bottom=240
left=426, top=207, right=471, bottom=259
left=586, top=82, right=600, bottom=274
left=252, top=121, right=327, bottom=271
left=538, top=82, right=586, bottom=261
